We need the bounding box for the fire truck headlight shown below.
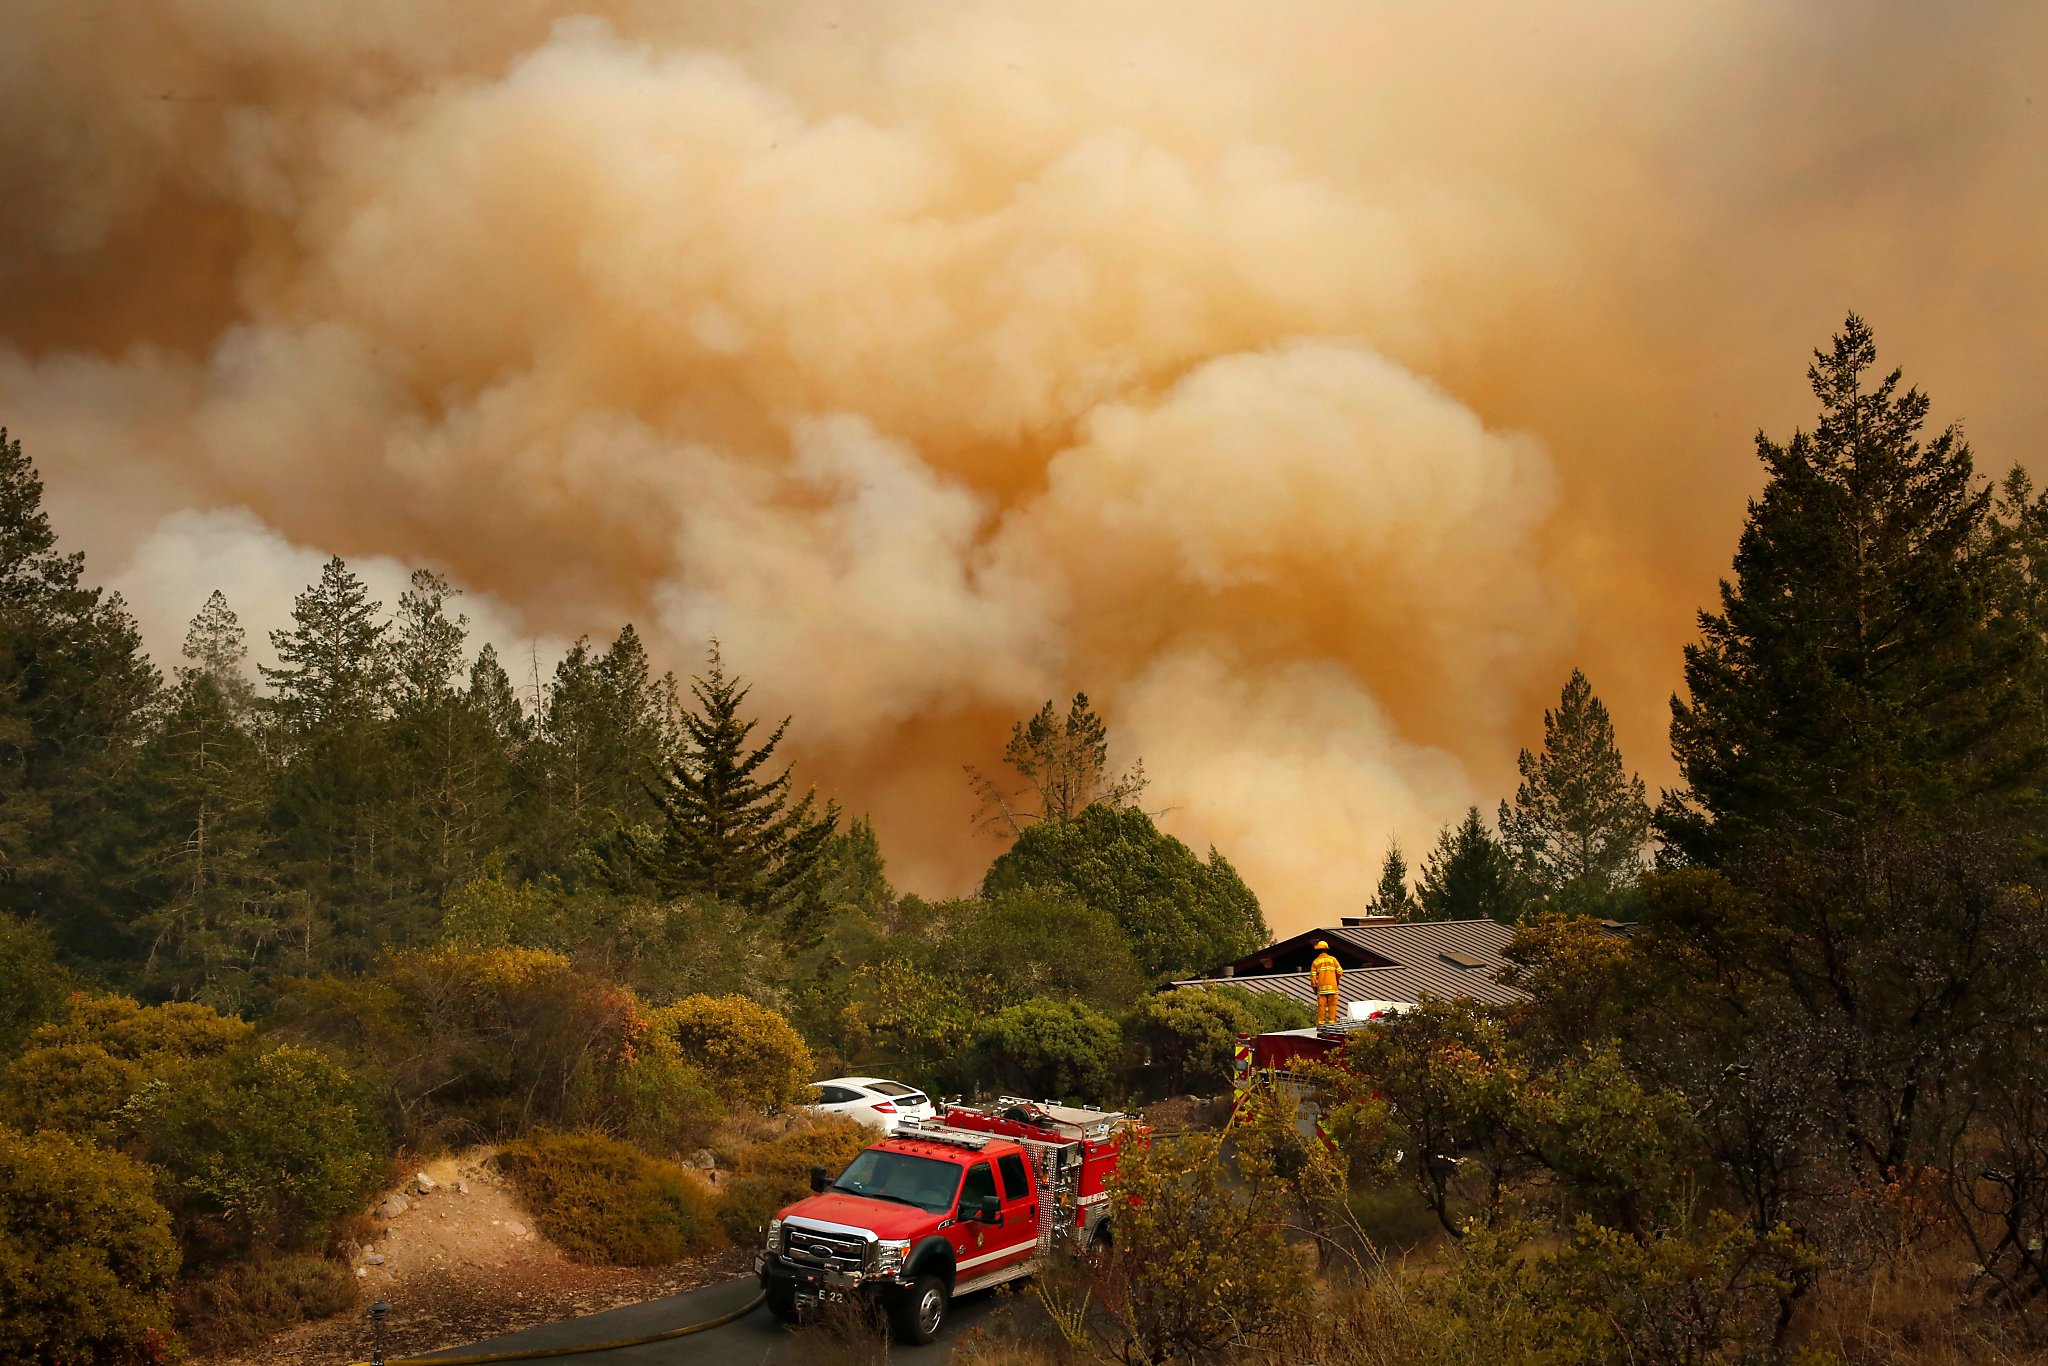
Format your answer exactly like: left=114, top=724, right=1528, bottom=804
left=765, top=1218, right=784, bottom=1253
left=872, top=1239, right=909, bottom=1275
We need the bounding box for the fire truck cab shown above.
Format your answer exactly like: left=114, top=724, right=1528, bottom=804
left=757, top=1097, right=1134, bottom=1344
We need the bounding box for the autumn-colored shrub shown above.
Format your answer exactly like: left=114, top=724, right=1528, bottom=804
left=174, top=1253, right=357, bottom=1356
left=0, top=1124, right=181, bottom=1366
left=30, top=992, right=253, bottom=1061
left=494, top=1132, right=723, bottom=1265
left=1, top=1042, right=146, bottom=1144
left=646, top=994, right=813, bottom=1111
left=974, top=997, right=1121, bottom=1101
left=716, top=1114, right=872, bottom=1243
left=275, top=945, right=645, bottom=1144
left=1066, top=1126, right=1308, bottom=1361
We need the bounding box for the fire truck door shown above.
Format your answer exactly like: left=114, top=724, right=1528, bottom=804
left=951, top=1159, right=1033, bottom=1280
left=993, top=1150, right=1040, bottom=1266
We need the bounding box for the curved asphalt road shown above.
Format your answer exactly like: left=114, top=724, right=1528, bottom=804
left=415, top=1274, right=1002, bottom=1364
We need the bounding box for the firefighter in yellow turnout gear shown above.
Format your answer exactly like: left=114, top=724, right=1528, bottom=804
left=1310, top=941, right=1343, bottom=1026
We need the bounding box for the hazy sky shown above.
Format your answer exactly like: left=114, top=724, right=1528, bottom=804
left=3, top=0, right=2042, bottom=930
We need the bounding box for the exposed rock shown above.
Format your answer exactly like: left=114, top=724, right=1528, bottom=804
left=689, top=1149, right=718, bottom=1169
left=415, top=1172, right=438, bottom=1195
left=505, top=1220, right=528, bottom=1238
left=455, top=1180, right=470, bottom=1195
left=363, top=1253, right=386, bottom=1266
left=376, top=1195, right=410, bottom=1220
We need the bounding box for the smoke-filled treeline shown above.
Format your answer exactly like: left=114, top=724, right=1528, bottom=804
left=980, top=318, right=2048, bottom=1365
left=5, top=0, right=2044, bottom=931
left=0, top=419, right=1270, bottom=1019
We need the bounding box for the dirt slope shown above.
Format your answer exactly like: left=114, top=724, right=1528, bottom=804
left=213, top=1148, right=748, bottom=1366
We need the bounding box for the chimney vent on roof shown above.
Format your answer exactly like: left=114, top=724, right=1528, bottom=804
left=1340, top=914, right=1398, bottom=927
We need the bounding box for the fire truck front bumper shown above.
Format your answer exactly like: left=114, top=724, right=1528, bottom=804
left=757, top=1251, right=913, bottom=1299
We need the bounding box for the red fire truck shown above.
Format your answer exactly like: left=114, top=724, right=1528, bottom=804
left=756, top=1097, right=1137, bottom=1344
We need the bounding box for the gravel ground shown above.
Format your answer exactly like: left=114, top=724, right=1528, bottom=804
left=210, top=1149, right=750, bottom=1366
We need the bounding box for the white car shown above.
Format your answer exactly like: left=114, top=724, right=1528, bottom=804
left=803, top=1076, right=937, bottom=1130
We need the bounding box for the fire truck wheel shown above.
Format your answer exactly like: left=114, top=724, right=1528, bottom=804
left=891, top=1274, right=948, bottom=1345
left=765, top=1282, right=799, bottom=1324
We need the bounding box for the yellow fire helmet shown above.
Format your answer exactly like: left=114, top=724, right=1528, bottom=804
left=1314, top=940, right=1329, bottom=950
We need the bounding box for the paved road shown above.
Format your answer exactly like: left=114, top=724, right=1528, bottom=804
left=416, top=1274, right=1002, bottom=1364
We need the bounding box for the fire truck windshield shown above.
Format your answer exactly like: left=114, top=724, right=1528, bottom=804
left=831, top=1149, right=963, bottom=1213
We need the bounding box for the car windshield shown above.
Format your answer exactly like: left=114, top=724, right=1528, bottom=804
left=868, top=1081, right=921, bottom=1099
left=831, top=1150, right=961, bottom=1213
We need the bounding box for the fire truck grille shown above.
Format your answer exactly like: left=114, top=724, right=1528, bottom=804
left=782, top=1224, right=868, bottom=1272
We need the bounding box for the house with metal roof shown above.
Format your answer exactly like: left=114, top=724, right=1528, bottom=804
left=1171, top=915, right=1533, bottom=1014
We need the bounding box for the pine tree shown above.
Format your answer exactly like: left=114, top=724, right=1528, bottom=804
left=385, top=572, right=510, bottom=896
left=1499, top=669, right=1650, bottom=900
left=1660, top=315, right=2036, bottom=867
left=637, top=645, right=839, bottom=916
left=260, top=556, right=393, bottom=967
left=0, top=429, right=158, bottom=935
left=261, top=556, right=388, bottom=737
left=1367, top=840, right=1417, bottom=919
left=967, top=693, right=1146, bottom=836
left=123, top=594, right=286, bottom=1001
left=532, top=627, right=674, bottom=867
left=1416, top=808, right=1520, bottom=923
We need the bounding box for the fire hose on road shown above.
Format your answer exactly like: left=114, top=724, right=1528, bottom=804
left=346, top=1288, right=765, bottom=1366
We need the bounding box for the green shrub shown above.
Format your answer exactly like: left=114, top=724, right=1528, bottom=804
left=0, top=1124, right=181, bottom=1366
left=646, top=995, right=813, bottom=1111
left=975, top=997, right=1121, bottom=1101
left=495, top=1132, right=723, bottom=1265
left=717, top=1115, right=873, bottom=1244
left=175, top=1253, right=357, bottom=1356
left=147, top=1042, right=386, bottom=1257
left=0, top=917, right=74, bottom=1058
left=1, top=996, right=385, bottom=1261
left=1209, top=984, right=1313, bottom=1035
left=1124, top=989, right=1259, bottom=1097
left=615, top=1033, right=726, bottom=1156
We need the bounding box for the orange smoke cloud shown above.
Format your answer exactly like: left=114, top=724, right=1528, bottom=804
left=3, top=1, right=2043, bottom=931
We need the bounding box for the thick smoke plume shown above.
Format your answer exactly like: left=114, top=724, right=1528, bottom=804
left=3, top=1, right=2042, bottom=929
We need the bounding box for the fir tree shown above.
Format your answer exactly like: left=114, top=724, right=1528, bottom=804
left=1499, top=669, right=1650, bottom=899
left=638, top=645, right=839, bottom=915
left=1416, top=808, right=1520, bottom=923
left=1660, top=315, right=2037, bottom=867
left=1367, top=840, right=1417, bottom=919
left=261, top=556, right=388, bottom=736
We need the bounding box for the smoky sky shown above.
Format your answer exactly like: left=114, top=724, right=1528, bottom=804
left=3, top=0, right=2042, bottom=929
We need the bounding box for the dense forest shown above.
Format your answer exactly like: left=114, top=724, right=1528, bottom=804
left=4, top=316, right=2047, bottom=1362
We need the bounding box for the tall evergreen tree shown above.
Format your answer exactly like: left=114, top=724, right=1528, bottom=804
left=1659, top=315, right=2037, bottom=867
left=1367, top=840, right=1417, bottom=919
left=1499, top=669, right=1651, bottom=901
left=124, top=594, right=287, bottom=1001
left=260, top=557, right=392, bottom=967
left=0, top=429, right=158, bottom=937
left=1416, top=808, right=1520, bottom=923
left=386, top=573, right=510, bottom=897
left=533, top=627, right=674, bottom=866
left=260, top=556, right=388, bottom=737
left=637, top=645, right=838, bottom=916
